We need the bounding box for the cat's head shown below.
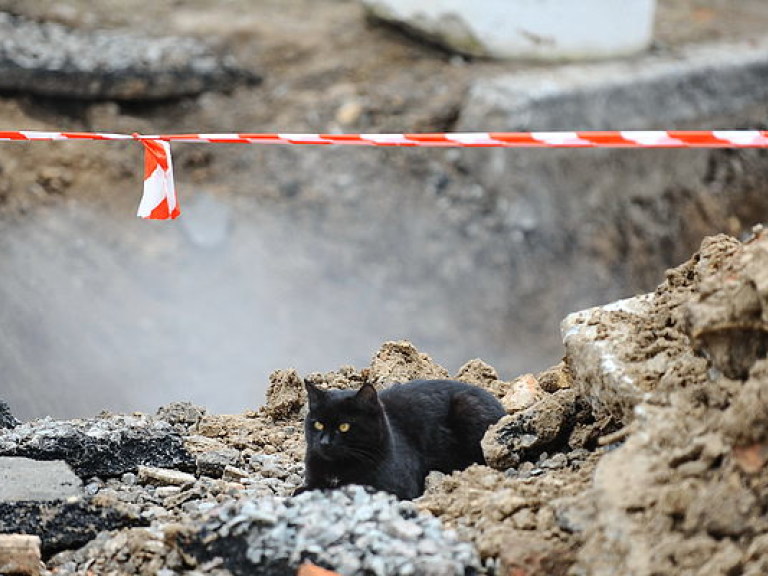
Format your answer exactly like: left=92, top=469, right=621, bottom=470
left=304, top=381, right=387, bottom=462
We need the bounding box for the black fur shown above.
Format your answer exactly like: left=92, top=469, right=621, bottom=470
left=298, top=379, right=506, bottom=499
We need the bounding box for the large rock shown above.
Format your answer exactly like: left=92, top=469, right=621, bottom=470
left=482, top=389, right=579, bottom=469
left=562, top=235, right=741, bottom=425
left=562, top=294, right=661, bottom=425
left=361, top=0, right=655, bottom=60
left=0, top=414, right=195, bottom=478
left=0, top=12, right=258, bottom=100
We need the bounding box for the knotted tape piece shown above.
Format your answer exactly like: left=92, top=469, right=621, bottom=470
left=136, top=136, right=179, bottom=220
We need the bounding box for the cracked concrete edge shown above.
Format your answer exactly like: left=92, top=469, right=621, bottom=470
left=561, top=293, right=656, bottom=425
left=458, top=36, right=768, bottom=132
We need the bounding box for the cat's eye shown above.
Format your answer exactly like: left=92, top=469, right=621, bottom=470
left=338, top=423, right=351, bottom=432
left=313, top=421, right=324, bottom=431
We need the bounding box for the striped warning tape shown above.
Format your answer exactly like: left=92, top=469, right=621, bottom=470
left=2, top=130, right=768, bottom=147
left=2, top=130, right=767, bottom=219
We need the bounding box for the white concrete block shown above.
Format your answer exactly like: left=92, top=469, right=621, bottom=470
left=362, top=0, right=656, bottom=60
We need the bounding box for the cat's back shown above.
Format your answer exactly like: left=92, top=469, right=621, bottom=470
left=378, top=379, right=505, bottom=475
left=379, top=379, right=500, bottom=411
left=379, top=379, right=505, bottom=437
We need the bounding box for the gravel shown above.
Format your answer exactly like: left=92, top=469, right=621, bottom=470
left=185, top=485, right=482, bottom=576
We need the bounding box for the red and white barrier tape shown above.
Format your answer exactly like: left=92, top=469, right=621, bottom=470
left=2, top=130, right=767, bottom=219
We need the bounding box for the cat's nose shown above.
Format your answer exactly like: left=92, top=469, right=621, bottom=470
left=319, top=433, right=331, bottom=446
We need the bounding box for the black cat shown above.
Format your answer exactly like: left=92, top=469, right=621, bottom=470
left=297, top=379, right=506, bottom=499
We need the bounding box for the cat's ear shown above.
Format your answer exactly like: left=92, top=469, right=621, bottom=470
left=355, top=383, right=379, bottom=407
left=304, top=380, right=326, bottom=407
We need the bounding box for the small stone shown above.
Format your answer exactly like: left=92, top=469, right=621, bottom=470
left=196, top=449, right=240, bottom=478
left=156, top=402, right=207, bottom=429
left=423, top=470, right=446, bottom=493
left=732, top=443, right=768, bottom=475
left=454, top=358, right=500, bottom=387
left=222, top=465, right=250, bottom=481
left=568, top=448, right=590, bottom=462
left=251, top=454, right=289, bottom=479
left=138, top=466, right=196, bottom=487
left=0, top=534, right=41, bottom=576
left=676, top=460, right=711, bottom=478
left=518, top=462, right=535, bottom=474
left=386, top=519, right=423, bottom=540
left=536, top=362, right=573, bottom=393
left=542, top=452, right=568, bottom=470
left=335, top=99, right=364, bottom=126
left=501, top=374, right=546, bottom=413
left=155, top=486, right=182, bottom=499
left=512, top=508, right=538, bottom=530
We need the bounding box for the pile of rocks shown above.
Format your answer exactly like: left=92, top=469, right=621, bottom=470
left=0, top=339, right=590, bottom=575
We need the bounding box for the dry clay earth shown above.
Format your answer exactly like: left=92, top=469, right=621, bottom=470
left=0, top=228, right=767, bottom=575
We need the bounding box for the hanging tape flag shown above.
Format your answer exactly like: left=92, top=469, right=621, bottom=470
left=135, top=136, right=179, bottom=220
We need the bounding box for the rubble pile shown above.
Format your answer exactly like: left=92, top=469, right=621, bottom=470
left=1, top=230, right=767, bottom=575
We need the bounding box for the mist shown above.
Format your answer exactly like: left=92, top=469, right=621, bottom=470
left=0, top=176, right=541, bottom=421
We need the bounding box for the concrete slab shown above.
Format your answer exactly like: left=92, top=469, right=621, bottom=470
left=361, top=0, right=656, bottom=60
left=459, top=37, right=768, bottom=133
left=0, top=457, right=83, bottom=502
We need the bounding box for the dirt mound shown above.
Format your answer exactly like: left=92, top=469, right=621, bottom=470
left=568, top=229, right=768, bottom=576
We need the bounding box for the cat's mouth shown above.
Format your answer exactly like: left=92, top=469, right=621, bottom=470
left=314, top=444, right=340, bottom=460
